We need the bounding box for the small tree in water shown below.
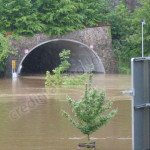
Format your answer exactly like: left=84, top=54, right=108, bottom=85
left=63, top=73, right=117, bottom=143
left=45, top=49, right=71, bottom=86
left=45, top=49, right=87, bottom=86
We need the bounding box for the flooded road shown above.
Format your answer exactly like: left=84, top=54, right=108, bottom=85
left=0, top=74, right=132, bottom=150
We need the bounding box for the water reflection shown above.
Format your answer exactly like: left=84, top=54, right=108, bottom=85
left=0, top=74, right=131, bottom=150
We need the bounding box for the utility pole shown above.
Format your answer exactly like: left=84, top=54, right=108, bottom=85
left=142, top=18, right=146, bottom=57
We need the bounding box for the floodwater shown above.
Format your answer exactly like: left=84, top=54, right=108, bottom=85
left=0, top=74, right=132, bottom=150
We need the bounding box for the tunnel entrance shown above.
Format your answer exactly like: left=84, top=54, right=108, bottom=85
left=17, top=39, right=105, bottom=75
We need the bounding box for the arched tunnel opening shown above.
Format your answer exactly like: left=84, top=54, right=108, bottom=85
left=18, top=39, right=105, bottom=75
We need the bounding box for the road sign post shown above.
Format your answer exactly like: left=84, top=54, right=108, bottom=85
left=12, top=60, right=17, bottom=78
left=131, top=57, right=150, bottom=150
left=12, top=60, right=16, bottom=70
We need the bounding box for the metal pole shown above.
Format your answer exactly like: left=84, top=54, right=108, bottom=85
left=131, top=58, right=134, bottom=150
left=142, top=18, right=146, bottom=57
left=142, top=22, right=144, bottom=57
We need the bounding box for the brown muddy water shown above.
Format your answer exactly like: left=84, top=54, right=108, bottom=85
left=0, top=74, right=132, bottom=150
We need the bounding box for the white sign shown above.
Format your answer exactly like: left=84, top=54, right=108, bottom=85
left=24, top=49, right=29, bottom=54
left=89, top=44, right=94, bottom=50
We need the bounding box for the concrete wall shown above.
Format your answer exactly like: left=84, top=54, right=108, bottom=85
left=5, top=26, right=118, bottom=77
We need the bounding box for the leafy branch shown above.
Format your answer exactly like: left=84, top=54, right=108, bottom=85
left=63, top=73, right=117, bottom=142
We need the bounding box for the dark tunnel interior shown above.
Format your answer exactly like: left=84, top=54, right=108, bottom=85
left=19, top=40, right=105, bottom=75
left=21, top=42, right=62, bottom=74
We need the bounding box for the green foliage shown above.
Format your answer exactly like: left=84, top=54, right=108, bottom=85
left=106, top=0, right=132, bottom=73
left=58, top=49, right=71, bottom=72
left=0, top=0, right=111, bottom=36
left=45, top=49, right=88, bottom=86
left=63, top=74, right=117, bottom=141
left=62, top=73, right=87, bottom=85
left=0, top=0, right=45, bottom=36
left=45, top=49, right=71, bottom=86
left=129, top=0, right=150, bottom=57
left=39, top=0, right=84, bottom=35
left=0, top=34, right=11, bottom=76
left=45, top=71, right=55, bottom=86
left=107, top=0, right=150, bottom=73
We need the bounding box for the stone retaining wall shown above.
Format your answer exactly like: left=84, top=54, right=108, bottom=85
left=5, top=26, right=118, bottom=77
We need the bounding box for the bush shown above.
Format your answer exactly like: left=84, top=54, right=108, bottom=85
left=62, top=73, right=87, bottom=85
left=0, top=0, right=110, bottom=36
left=0, top=34, right=11, bottom=76
left=45, top=49, right=87, bottom=86
left=63, top=73, right=117, bottom=142
left=45, top=49, right=71, bottom=86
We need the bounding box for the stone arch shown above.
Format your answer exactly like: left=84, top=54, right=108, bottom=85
left=17, top=39, right=105, bottom=75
